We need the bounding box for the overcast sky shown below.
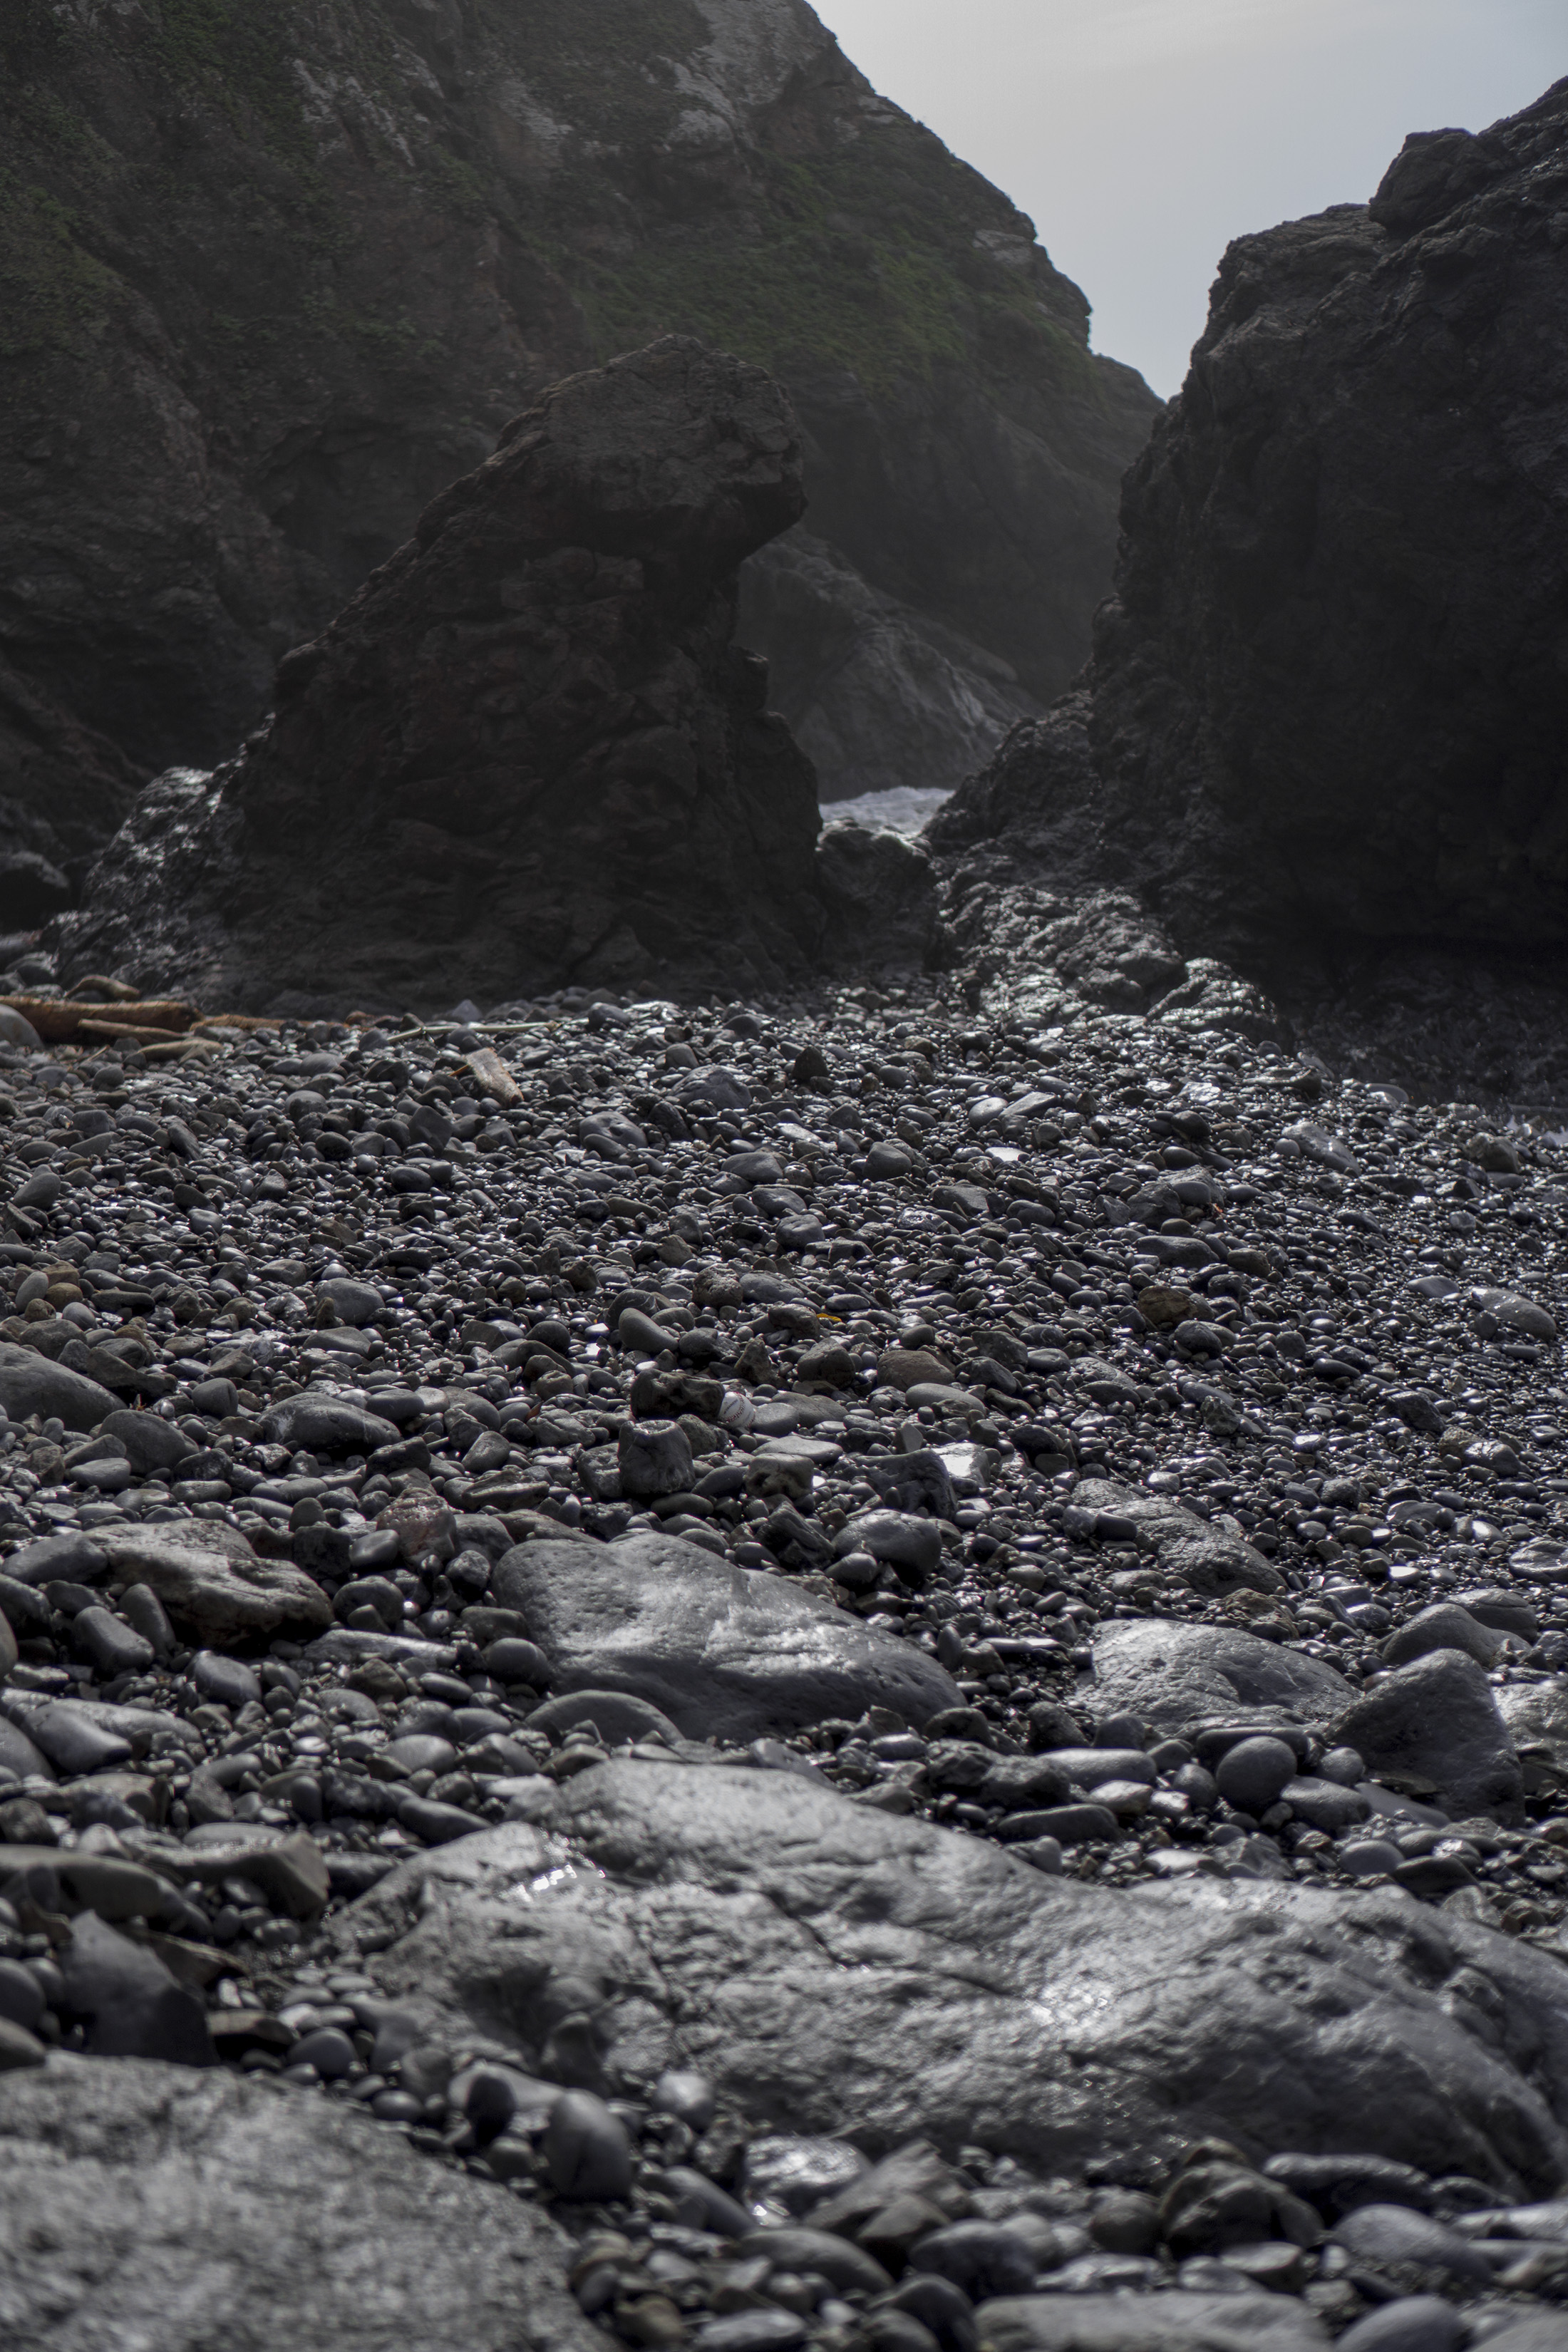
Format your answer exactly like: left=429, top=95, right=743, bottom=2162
left=819, top=0, right=1565, bottom=396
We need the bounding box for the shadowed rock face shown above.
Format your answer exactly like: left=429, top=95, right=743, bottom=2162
left=1090, top=79, right=1568, bottom=949
left=738, top=530, right=1043, bottom=803
left=928, top=77, right=1568, bottom=1099
left=57, top=339, right=827, bottom=1009
left=0, top=0, right=1157, bottom=843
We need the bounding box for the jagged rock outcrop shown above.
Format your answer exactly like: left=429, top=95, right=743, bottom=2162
left=56, top=340, right=825, bottom=1009
left=930, top=78, right=1568, bottom=1099
left=0, top=0, right=1157, bottom=852
left=1093, top=76, right=1568, bottom=949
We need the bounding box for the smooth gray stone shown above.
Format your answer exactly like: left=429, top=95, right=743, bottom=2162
left=3, top=1532, right=108, bottom=1588
left=735, top=2226, right=890, bottom=2294
left=1036, top=1749, right=1154, bottom=1792
left=60, top=1914, right=214, bottom=2065
left=674, top=1066, right=751, bottom=1113
left=259, top=1391, right=399, bottom=1454
left=1382, top=1604, right=1502, bottom=1671
left=96, top=1523, right=331, bottom=1643
left=386, top=1735, right=458, bottom=1775
left=73, top=1606, right=155, bottom=1678
left=483, top=1637, right=550, bottom=1687
left=1088, top=1619, right=1350, bottom=1735
left=326, top=1757, right=1568, bottom=2190
left=398, top=1797, right=481, bottom=1846
left=837, top=1510, right=942, bottom=1580
left=619, top=1307, right=677, bottom=1356
left=98, top=1409, right=190, bottom=1477
left=492, top=1533, right=962, bottom=1740
left=0, top=1343, right=118, bottom=1430
left=1334, top=2301, right=1465, bottom=2352
left=0, top=1576, right=54, bottom=1640
left=284, top=2026, right=354, bottom=2083
left=1281, top=1776, right=1370, bottom=1833
left=11, top=1696, right=187, bottom=1761
left=976, top=2291, right=1329, bottom=2351
left=0, top=1716, right=53, bottom=1783
left=0, top=2053, right=604, bottom=2351
left=301, top=1629, right=459, bottom=1671
left=696, top=2313, right=805, bottom=2352
left=1334, top=1650, right=1522, bottom=1821
left=1214, top=1737, right=1297, bottom=1814
left=1333, top=2203, right=1492, bottom=2286
left=9, top=1701, right=131, bottom=1775
left=907, top=2220, right=1036, bottom=2298
left=1497, top=1676, right=1568, bottom=1760
left=540, top=2088, right=634, bottom=2199
left=0, top=1960, right=43, bottom=2035
left=1474, top=2321, right=1568, bottom=2352
left=658, top=2160, right=748, bottom=2237
left=190, top=1651, right=261, bottom=1709
left=525, top=1689, right=688, bottom=1750
left=1457, top=1588, right=1538, bottom=1640
left=316, top=1276, right=383, bottom=1328
left=618, top=1418, right=693, bottom=1499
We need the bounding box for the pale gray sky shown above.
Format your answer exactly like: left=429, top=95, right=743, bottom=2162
left=820, top=0, right=1566, bottom=395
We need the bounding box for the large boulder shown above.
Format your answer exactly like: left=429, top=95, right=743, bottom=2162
left=56, top=339, right=827, bottom=1009
left=492, top=1530, right=961, bottom=1738
left=1087, top=1619, right=1351, bottom=1736
left=326, top=1755, right=1568, bottom=2193
left=0, top=2053, right=600, bottom=2352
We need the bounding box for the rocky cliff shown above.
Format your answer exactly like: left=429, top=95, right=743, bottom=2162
left=931, top=76, right=1568, bottom=1103
left=55, top=339, right=826, bottom=1009
left=0, top=0, right=1158, bottom=871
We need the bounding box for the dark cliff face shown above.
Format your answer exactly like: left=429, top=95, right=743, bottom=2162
left=930, top=78, right=1568, bottom=1103
left=0, top=0, right=1159, bottom=848
left=1085, top=77, right=1568, bottom=952
left=56, top=339, right=826, bottom=1009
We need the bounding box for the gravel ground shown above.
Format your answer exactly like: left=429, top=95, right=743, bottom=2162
left=0, top=952, right=1567, bottom=2346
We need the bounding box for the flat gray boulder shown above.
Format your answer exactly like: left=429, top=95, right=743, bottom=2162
left=1074, top=1480, right=1282, bottom=1599
left=0, top=2054, right=599, bottom=2352
left=492, top=1531, right=961, bottom=1738
left=96, top=1523, right=332, bottom=1642
left=326, top=1755, right=1568, bottom=2192
left=1088, top=1619, right=1350, bottom=1735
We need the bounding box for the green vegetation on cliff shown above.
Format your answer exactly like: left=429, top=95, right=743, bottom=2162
left=1, top=0, right=1099, bottom=398
left=0, top=0, right=1157, bottom=845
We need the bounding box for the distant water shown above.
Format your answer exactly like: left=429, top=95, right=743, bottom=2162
left=817, top=785, right=952, bottom=838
